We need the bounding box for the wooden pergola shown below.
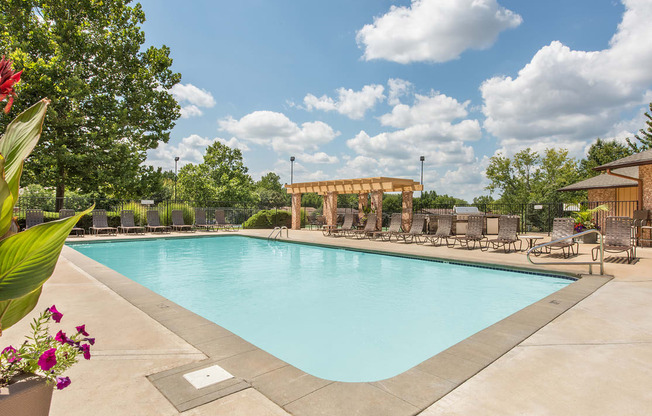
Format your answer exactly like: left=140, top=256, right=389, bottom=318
left=285, top=177, right=423, bottom=231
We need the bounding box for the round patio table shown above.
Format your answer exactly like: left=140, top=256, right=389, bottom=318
left=519, top=236, right=543, bottom=251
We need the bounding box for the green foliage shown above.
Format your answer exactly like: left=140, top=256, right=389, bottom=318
left=382, top=194, right=402, bottom=213
left=242, top=209, right=291, bottom=229
left=119, top=201, right=146, bottom=225
left=580, top=138, right=633, bottom=178
left=178, top=142, right=256, bottom=205
left=627, top=102, right=652, bottom=151
left=572, top=204, right=609, bottom=230
left=301, top=193, right=323, bottom=208
left=486, top=148, right=580, bottom=204
left=413, top=190, right=468, bottom=209
left=0, top=0, right=181, bottom=204
left=0, top=100, right=93, bottom=333
left=255, top=172, right=289, bottom=207
left=337, top=193, right=358, bottom=208
left=473, top=195, right=495, bottom=205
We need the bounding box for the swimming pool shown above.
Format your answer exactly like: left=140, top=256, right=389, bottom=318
left=70, top=236, right=571, bottom=382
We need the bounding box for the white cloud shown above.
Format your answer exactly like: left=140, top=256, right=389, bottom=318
left=297, top=152, right=339, bottom=164
left=170, top=83, right=216, bottom=119
left=434, top=158, right=491, bottom=201
left=387, top=78, right=413, bottom=106
left=356, top=0, right=522, bottom=64
left=379, top=91, right=471, bottom=128
left=303, top=84, right=385, bottom=119
left=145, top=134, right=251, bottom=170
left=218, top=111, right=340, bottom=153
left=481, top=0, right=652, bottom=153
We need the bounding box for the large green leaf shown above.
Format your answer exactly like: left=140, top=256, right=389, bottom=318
left=0, top=287, right=42, bottom=334
left=0, top=99, right=50, bottom=200
left=0, top=156, right=13, bottom=237
left=0, top=206, right=92, bottom=301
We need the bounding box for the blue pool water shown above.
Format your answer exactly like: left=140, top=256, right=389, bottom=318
left=70, top=236, right=570, bottom=382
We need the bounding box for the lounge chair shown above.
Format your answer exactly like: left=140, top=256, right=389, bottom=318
left=118, top=210, right=145, bottom=235
left=60, top=209, right=85, bottom=237
left=483, top=215, right=522, bottom=253
left=395, top=214, right=427, bottom=244
left=369, top=213, right=402, bottom=241
left=453, top=215, right=485, bottom=249
left=331, top=213, right=356, bottom=237
left=194, top=208, right=216, bottom=231
left=348, top=213, right=378, bottom=239
left=215, top=209, right=237, bottom=231
left=25, top=209, right=44, bottom=229
left=146, top=210, right=170, bottom=233
left=171, top=210, right=194, bottom=232
left=89, top=209, right=117, bottom=236
left=543, top=218, right=578, bottom=258
left=592, top=216, right=635, bottom=263
left=632, top=209, right=652, bottom=246
left=423, top=214, right=453, bottom=247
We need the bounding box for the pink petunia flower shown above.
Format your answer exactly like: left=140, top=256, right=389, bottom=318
left=1, top=345, right=21, bottom=363
left=48, top=305, right=63, bottom=323
left=38, top=348, right=57, bottom=371
left=75, top=325, right=89, bottom=336
left=55, top=376, right=71, bottom=390
left=54, top=330, right=68, bottom=344
left=79, top=344, right=91, bottom=360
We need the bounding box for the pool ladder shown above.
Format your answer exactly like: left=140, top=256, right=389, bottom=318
left=526, top=229, right=604, bottom=275
left=268, top=226, right=288, bottom=240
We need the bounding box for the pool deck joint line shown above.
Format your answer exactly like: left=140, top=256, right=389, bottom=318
left=61, top=234, right=613, bottom=415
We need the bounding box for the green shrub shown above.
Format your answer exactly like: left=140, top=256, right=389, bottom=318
left=242, top=209, right=291, bottom=229
left=117, top=201, right=146, bottom=225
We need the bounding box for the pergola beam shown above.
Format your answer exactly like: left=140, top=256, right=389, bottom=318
left=285, top=177, right=423, bottom=195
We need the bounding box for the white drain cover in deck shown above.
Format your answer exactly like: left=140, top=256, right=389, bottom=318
left=183, top=365, right=234, bottom=389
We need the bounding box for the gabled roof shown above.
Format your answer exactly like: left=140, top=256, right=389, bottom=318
left=595, top=149, right=652, bottom=170
left=558, top=168, right=638, bottom=192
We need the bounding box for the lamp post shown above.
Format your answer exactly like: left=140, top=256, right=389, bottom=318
left=174, top=156, right=179, bottom=202
left=290, top=156, right=295, bottom=184
left=420, top=155, right=425, bottom=197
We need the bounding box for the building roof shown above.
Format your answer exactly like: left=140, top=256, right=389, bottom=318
left=285, top=177, right=423, bottom=195
left=595, top=149, right=652, bottom=170
left=558, top=167, right=639, bottom=191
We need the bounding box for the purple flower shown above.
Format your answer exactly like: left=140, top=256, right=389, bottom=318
left=48, top=305, right=63, bottom=323
left=55, top=330, right=68, bottom=344
left=75, top=325, right=89, bottom=336
left=85, top=338, right=95, bottom=346
left=79, top=344, right=91, bottom=360
left=55, top=376, right=71, bottom=390
left=2, top=345, right=21, bottom=363
left=38, top=348, right=57, bottom=371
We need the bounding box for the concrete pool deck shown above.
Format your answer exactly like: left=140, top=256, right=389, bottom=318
left=3, top=229, right=651, bottom=415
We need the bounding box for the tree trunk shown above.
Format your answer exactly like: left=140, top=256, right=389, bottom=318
left=55, top=181, right=65, bottom=212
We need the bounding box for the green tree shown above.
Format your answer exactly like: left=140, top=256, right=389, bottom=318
left=473, top=195, right=495, bottom=205
left=485, top=148, right=540, bottom=205
left=177, top=142, right=256, bottom=206
left=579, top=138, right=633, bottom=178
left=627, top=102, right=652, bottom=151
left=0, top=0, right=181, bottom=208
left=533, top=148, right=580, bottom=203
left=301, top=193, right=323, bottom=208
left=255, top=172, right=289, bottom=207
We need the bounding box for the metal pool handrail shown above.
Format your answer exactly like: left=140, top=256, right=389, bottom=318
left=527, top=229, right=604, bottom=275
left=267, top=226, right=289, bottom=240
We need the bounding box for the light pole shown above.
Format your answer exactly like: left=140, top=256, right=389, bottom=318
left=290, top=156, right=295, bottom=184
left=174, top=156, right=179, bottom=202
left=420, top=155, right=425, bottom=197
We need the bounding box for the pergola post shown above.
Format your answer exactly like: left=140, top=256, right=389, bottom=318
left=358, top=193, right=369, bottom=222
left=402, top=191, right=413, bottom=232
left=324, top=191, right=338, bottom=226
left=370, top=190, right=383, bottom=230
left=291, top=193, right=302, bottom=230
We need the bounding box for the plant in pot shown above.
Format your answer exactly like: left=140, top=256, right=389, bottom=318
left=571, top=204, right=609, bottom=244
left=0, top=56, right=93, bottom=415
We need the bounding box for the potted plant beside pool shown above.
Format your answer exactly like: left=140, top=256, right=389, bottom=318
left=0, top=57, right=93, bottom=415
left=572, top=204, right=609, bottom=244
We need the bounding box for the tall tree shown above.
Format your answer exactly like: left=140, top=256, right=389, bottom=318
left=627, top=102, right=652, bottom=151
left=533, top=148, right=580, bottom=203
left=579, top=138, right=633, bottom=178
left=177, top=142, right=256, bottom=205
left=255, top=172, right=289, bottom=207
left=485, top=148, right=539, bottom=205
left=0, top=0, right=181, bottom=208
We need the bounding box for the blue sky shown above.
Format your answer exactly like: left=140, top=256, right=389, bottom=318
left=140, top=0, right=652, bottom=201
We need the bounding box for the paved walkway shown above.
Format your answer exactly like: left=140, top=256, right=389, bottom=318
left=2, top=229, right=651, bottom=415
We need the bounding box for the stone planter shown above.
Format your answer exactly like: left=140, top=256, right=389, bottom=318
left=0, top=374, right=53, bottom=416
left=581, top=231, right=598, bottom=244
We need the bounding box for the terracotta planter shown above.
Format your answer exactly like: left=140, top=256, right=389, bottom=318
left=0, top=374, right=53, bottom=416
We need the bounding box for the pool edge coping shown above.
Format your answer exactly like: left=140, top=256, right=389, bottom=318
left=61, top=238, right=612, bottom=415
